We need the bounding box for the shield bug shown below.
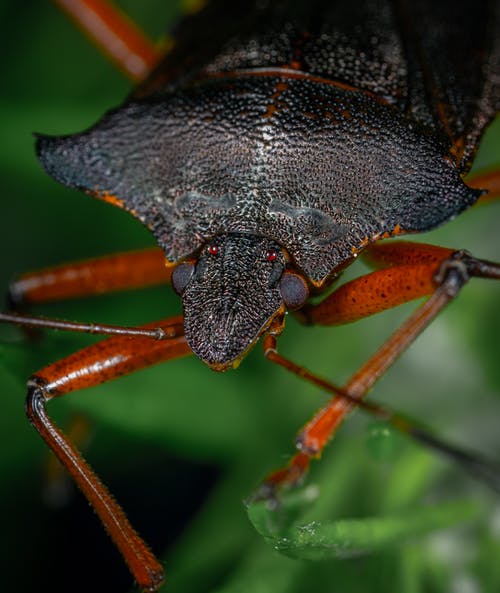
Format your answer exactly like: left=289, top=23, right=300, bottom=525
left=1, top=0, right=499, bottom=591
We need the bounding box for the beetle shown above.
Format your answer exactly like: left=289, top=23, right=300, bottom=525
left=1, top=0, right=499, bottom=591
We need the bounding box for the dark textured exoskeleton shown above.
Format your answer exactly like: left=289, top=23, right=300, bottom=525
left=37, top=0, right=499, bottom=370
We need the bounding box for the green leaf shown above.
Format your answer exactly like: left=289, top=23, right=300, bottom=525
left=248, top=496, right=480, bottom=560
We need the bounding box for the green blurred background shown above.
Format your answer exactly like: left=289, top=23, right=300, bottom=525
left=0, top=1, right=499, bottom=592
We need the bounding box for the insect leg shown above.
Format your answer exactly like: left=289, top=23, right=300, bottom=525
left=260, top=243, right=500, bottom=492
left=300, top=243, right=454, bottom=326
left=53, top=0, right=161, bottom=81
left=7, top=247, right=170, bottom=308
left=25, top=315, right=191, bottom=591
left=0, top=311, right=180, bottom=340
left=262, top=335, right=500, bottom=496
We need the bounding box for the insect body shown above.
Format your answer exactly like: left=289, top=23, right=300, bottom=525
left=2, top=0, right=500, bottom=591
left=36, top=0, right=493, bottom=369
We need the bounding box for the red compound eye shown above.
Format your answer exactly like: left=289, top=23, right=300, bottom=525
left=265, top=250, right=278, bottom=262
left=208, top=244, right=219, bottom=255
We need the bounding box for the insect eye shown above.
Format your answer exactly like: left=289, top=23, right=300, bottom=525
left=172, top=262, right=195, bottom=295
left=280, top=271, right=309, bottom=310
left=265, top=250, right=278, bottom=262
left=208, top=244, right=219, bottom=256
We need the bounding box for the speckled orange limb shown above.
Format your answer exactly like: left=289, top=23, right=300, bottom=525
left=26, top=316, right=191, bottom=592
left=52, top=0, right=161, bottom=81
left=8, top=247, right=170, bottom=307
left=261, top=242, right=500, bottom=492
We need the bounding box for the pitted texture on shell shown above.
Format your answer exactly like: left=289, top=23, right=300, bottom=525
left=137, top=0, right=499, bottom=172
left=142, top=0, right=407, bottom=102
left=36, top=76, right=479, bottom=285
left=180, top=234, right=286, bottom=369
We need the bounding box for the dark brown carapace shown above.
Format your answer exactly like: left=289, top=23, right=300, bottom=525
left=2, top=0, right=499, bottom=590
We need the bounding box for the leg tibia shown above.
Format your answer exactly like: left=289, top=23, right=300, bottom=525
left=25, top=314, right=191, bottom=590
left=54, top=0, right=160, bottom=81
left=27, top=384, right=164, bottom=591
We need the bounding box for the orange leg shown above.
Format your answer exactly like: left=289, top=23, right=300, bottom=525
left=8, top=247, right=170, bottom=308
left=26, top=315, right=191, bottom=591
left=467, top=167, right=500, bottom=204
left=53, top=0, right=161, bottom=81
left=303, top=242, right=455, bottom=325
left=43, top=411, right=92, bottom=508
left=260, top=242, right=500, bottom=493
